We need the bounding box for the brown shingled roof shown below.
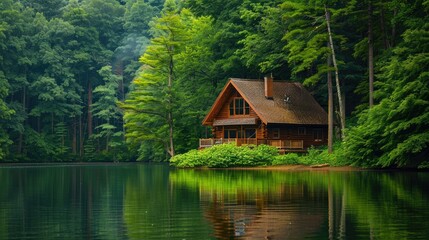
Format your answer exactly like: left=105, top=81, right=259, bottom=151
left=202, top=78, right=328, bottom=126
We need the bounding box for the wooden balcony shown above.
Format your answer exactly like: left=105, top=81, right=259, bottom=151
left=199, top=138, right=305, bottom=152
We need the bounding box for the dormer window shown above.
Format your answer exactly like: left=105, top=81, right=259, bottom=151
left=229, top=97, right=250, bottom=116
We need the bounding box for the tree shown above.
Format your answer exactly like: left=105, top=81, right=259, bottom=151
left=19, top=0, right=67, bottom=19
left=368, top=1, right=374, bottom=108
left=82, top=0, right=125, bottom=51
left=92, top=66, right=123, bottom=152
left=115, top=0, right=160, bottom=101
left=237, top=2, right=289, bottom=77
left=325, top=5, right=345, bottom=138
left=280, top=1, right=348, bottom=139
left=0, top=0, right=35, bottom=159
left=123, top=0, right=189, bottom=159
left=0, top=72, right=14, bottom=160
left=345, top=1, right=429, bottom=168
left=122, top=2, right=217, bottom=161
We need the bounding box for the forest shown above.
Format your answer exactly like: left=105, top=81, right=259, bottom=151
left=0, top=0, right=427, bottom=168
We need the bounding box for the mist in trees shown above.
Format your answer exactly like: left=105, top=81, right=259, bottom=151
left=0, top=0, right=427, bottom=167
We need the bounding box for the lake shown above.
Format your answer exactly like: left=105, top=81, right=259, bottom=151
left=0, top=164, right=428, bottom=239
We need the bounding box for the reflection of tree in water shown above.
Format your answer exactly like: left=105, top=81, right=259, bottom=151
left=170, top=169, right=429, bottom=239
left=200, top=183, right=326, bottom=239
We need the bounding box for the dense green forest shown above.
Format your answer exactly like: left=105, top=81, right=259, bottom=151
left=0, top=0, right=428, bottom=167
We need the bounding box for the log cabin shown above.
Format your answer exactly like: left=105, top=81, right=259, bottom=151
left=200, top=77, right=328, bottom=152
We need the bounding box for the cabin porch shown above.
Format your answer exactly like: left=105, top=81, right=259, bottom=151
left=199, top=138, right=307, bottom=153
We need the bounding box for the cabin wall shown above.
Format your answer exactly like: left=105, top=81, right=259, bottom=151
left=213, top=125, right=327, bottom=148
left=267, top=125, right=328, bottom=148
left=213, top=125, right=262, bottom=139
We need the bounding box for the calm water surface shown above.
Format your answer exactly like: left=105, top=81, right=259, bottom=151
left=0, top=164, right=428, bottom=239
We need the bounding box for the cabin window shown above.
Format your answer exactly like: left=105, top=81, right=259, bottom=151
left=224, top=129, right=237, bottom=139
left=314, top=128, right=322, bottom=141
left=229, top=98, right=250, bottom=116
left=244, top=102, right=250, bottom=115
left=245, top=129, right=256, bottom=138
left=272, top=128, right=280, bottom=139
left=298, top=127, right=306, bottom=135
left=235, top=98, right=244, bottom=114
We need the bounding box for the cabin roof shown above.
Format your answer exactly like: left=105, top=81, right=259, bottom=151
left=202, top=78, right=328, bottom=126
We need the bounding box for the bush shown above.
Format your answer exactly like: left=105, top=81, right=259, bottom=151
left=300, top=147, right=328, bottom=165
left=171, top=149, right=207, bottom=167
left=170, top=144, right=278, bottom=168
left=272, top=153, right=299, bottom=165
left=297, top=143, right=351, bottom=167
left=171, top=143, right=352, bottom=168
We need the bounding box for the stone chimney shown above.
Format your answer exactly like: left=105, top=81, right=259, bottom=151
left=264, top=76, right=273, bottom=99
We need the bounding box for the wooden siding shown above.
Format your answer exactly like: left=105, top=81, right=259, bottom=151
left=267, top=126, right=327, bottom=148
left=215, top=90, right=259, bottom=121
left=213, top=125, right=327, bottom=147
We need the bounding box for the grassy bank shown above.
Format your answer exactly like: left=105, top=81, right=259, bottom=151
left=170, top=143, right=349, bottom=168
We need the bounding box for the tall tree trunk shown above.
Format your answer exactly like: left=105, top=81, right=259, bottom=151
left=325, top=5, right=346, bottom=139
left=167, top=53, right=175, bottom=157
left=391, top=8, right=397, bottom=47
left=379, top=0, right=390, bottom=49
left=368, top=1, right=374, bottom=108
left=327, top=46, right=334, bottom=154
left=87, top=80, right=93, bottom=137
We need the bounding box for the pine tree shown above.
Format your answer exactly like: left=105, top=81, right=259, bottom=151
left=123, top=0, right=189, bottom=160
left=92, top=66, right=123, bottom=152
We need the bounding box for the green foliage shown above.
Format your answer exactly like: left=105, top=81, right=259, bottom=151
left=83, top=138, right=96, bottom=162
left=300, top=147, right=331, bottom=165
left=0, top=72, right=14, bottom=160
left=54, top=122, right=69, bottom=159
left=23, top=127, right=57, bottom=162
left=92, top=66, right=123, bottom=152
left=237, top=2, right=287, bottom=74
left=171, top=144, right=278, bottom=168
left=344, top=6, right=429, bottom=168
left=272, top=153, right=300, bottom=165
left=0, top=0, right=138, bottom=162
left=272, top=143, right=350, bottom=167
left=123, top=5, right=217, bottom=161
left=0, top=0, right=427, bottom=167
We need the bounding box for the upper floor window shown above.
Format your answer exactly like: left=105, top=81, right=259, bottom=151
left=229, top=98, right=250, bottom=116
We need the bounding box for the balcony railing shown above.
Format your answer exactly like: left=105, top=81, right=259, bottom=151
left=199, top=138, right=304, bottom=150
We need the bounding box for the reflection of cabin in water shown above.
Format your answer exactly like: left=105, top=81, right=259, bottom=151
left=200, top=184, right=327, bottom=239
left=200, top=77, right=328, bottom=152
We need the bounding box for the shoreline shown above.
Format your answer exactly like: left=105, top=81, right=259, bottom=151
left=224, top=164, right=362, bottom=171
left=1, top=162, right=426, bottom=171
